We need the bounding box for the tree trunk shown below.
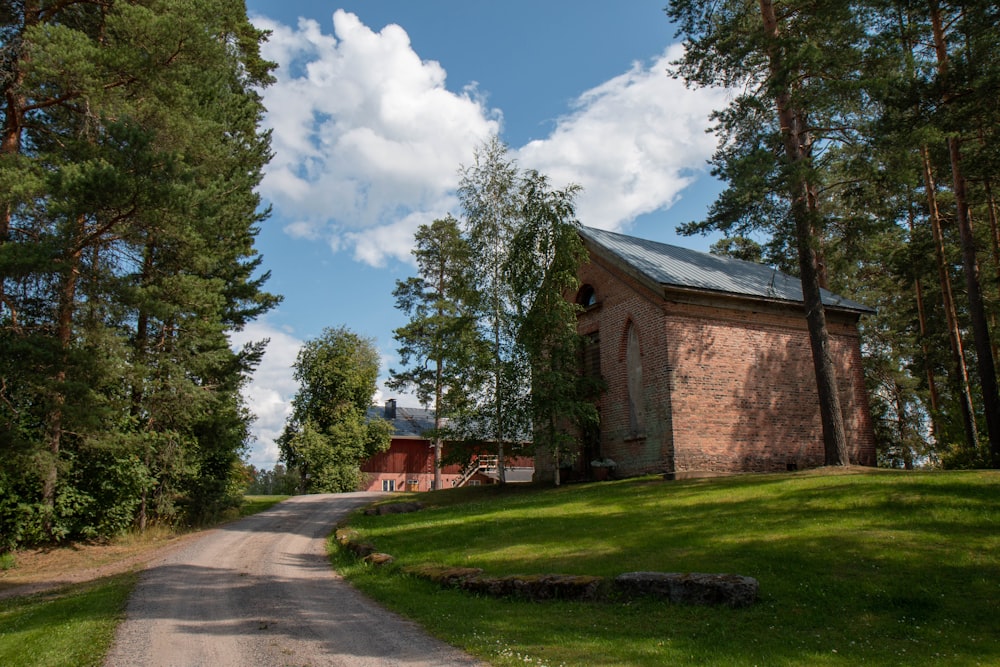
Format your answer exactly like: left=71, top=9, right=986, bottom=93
left=913, top=277, right=941, bottom=416
left=921, top=146, right=979, bottom=450
left=983, top=177, right=1000, bottom=363
left=947, top=137, right=1000, bottom=464
left=433, top=360, right=443, bottom=492
left=759, top=0, right=849, bottom=466
left=930, top=1, right=1000, bottom=465
left=0, top=2, right=40, bottom=324
left=42, top=225, right=84, bottom=531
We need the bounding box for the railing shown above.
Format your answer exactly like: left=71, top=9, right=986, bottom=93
left=453, top=455, right=500, bottom=487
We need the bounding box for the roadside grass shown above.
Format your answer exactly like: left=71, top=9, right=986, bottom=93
left=0, top=494, right=289, bottom=667
left=334, top=469, right=1000, bottom=666
left=238, top=494, right=291, bottom=518
left=0, top=573, right=138, bottom=667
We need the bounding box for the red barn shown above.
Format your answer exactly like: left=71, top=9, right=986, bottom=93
left=360, top=400, right=534, bottom=492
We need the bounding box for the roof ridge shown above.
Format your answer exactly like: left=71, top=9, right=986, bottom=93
left=579, top=226, right=873, bottom=314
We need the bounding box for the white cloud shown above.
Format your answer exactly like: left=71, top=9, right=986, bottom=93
left=253, top=10, right=499, bottom=264
left=516, top=44, right=727, bottom=230
left=253, top=11, right=724, bottom=266
left=229, top=321, right=304, bottom=469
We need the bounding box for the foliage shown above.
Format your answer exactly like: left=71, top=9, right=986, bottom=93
left=389, top=216, right=483, bottom=411
left=453, top=137, right=531, bottom=478
left=420, top=138, right=596, bottom=481
left=0, top=0, right=277, bottom=549
left=278, top=327, right=391, bottom=493
left=337, top=470, right=1000, bottom=666
left=244, top=464, right=300, bottom=496
left=388, top=216, right=486, bottom=486
left=509, top=169, right=600, bottom=479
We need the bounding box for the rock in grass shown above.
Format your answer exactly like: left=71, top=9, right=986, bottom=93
left=614, top=572, right=759, bottom=608
left=362, top=552, right=395, bottom=566
left=364, top=502, right=424, bottom=516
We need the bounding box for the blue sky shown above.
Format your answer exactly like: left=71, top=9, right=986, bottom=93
left=234, top=1, right=728, bottom=469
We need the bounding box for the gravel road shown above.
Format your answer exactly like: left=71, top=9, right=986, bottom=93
left=104, top=493, right=483, bottom=667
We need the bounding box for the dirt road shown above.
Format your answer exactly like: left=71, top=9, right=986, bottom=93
left=104, top=493, right=483, bottom=667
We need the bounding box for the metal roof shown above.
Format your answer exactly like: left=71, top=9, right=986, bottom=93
left=366, top=404, right=436, bottom=438
left=580, top=226, right=873, bottom=314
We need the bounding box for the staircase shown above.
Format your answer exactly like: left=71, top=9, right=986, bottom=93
left=453, top=455, right=499, bottom=487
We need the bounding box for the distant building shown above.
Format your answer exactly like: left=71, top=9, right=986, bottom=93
left=360, top=400, right=534, bottom=492
left=535, top=226, right=877, bottom=482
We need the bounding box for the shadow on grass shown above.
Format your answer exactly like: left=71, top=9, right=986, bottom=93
left=341, top=471, right=1000, bottom=665
left=0, top=572, right=138, bottom=667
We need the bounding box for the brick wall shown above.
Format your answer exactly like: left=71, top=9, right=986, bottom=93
left=572, top=251, right=876, bottom=479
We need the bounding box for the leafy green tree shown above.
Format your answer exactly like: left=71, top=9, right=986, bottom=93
left=509, top=170, right=599, bottom=484
left=456, top=137, right=531, bottom=482
left=448, top=140, right=595, bottom=483
left=246, top=463, right=299, bottom=495
left=388, top=216, right=484, bottom=489
left=279, top=327, right=391, bottom=493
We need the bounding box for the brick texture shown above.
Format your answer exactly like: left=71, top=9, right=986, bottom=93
left=557, top=250, right=877, bottom=479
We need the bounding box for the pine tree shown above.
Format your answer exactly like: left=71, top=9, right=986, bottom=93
left=0, top=0, right=277, bottom=544
left=667, top=0, right=874, bottom=465
left=388, top=216, right=484, bottom=489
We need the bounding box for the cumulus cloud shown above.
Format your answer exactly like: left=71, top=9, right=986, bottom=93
left=229, top=321, right=304, bottom=469
left=516, top=44, right=728, bottom=229
left=253, top=10, right=499, bottom=266
left=253, top=11, right=725, bottom=266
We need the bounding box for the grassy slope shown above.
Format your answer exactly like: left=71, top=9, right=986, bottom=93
left=0, top=495, right=290, bottom=667
left=336, top=470, right=1000, bottom=666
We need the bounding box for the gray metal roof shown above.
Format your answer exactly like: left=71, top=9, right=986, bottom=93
left=580, top=226, right=873, bottom=314
left=366, top=404, right=436, bottom=438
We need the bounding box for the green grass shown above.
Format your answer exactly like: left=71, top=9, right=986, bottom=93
left=0, top=494, right=289, bottom=667
left=0, top=572, right=138, bottom=667
left=240, top=494, right=291, bottom=517
left=334, top=469, right=1000, bottom=666
left=0, top=553, right=15, bottom=572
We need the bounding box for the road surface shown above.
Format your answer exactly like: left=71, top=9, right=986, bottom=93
left=104, top=493, right=483, bottom=667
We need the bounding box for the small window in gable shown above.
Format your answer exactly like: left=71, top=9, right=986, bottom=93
left=577, top=284, right=598, bottom=308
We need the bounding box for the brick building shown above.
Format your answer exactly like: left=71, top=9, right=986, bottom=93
left=537, top=226, right=876, bottom=482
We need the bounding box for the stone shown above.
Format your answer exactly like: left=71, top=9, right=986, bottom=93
left=364, top=501, right=425, bottom=516
left=362, top=552, right=395, bottom=566
left=614, top=571, right=759, bottom=608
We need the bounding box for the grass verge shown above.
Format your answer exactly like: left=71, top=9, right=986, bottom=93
left=333, top=469, right=1000, bottom=666
left=0, top=494, right=289, bottom=667
left=0, top=573, right=138, bottom=667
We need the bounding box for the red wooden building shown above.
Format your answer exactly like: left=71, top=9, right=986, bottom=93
left=359, top=400, right=534, bottom=492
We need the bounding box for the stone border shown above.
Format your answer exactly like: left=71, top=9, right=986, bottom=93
left=334, top=520, right=759, bottom=607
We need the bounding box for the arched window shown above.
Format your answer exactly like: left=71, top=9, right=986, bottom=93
left=577, top=284, right=598, bottom=308
left=626, top=322, right=644, bottom=437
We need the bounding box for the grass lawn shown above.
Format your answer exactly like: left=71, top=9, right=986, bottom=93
left=0, top=573, right=138, bottom=667
left=334, top=469, right=1000, bottom=666
left=0, top=494, right=289, bottom=667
